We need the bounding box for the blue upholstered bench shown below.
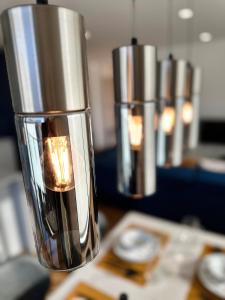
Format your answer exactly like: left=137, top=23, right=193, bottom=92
left=95, top=148, right=225, bottom=234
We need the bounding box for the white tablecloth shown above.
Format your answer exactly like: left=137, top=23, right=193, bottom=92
left=48, top=212, right=225, bottom=300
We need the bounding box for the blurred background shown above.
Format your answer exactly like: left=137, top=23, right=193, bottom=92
left=1, top=0, right=225, bottom=231
left=2, top=0, right=225, bottom=149
left=0, top=0, right=225, bottom=299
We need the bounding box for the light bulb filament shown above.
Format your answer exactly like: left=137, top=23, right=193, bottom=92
left=182, top=102, right=193, bottom=124
left=128, top=115, right=143, bottom=150
left=161, top=107, right=175, bottom=134
left=44, top=136, right=74, bottom=192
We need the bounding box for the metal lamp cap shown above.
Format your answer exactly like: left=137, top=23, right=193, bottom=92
left=1, top=4, right=89, bottom=114
left=192, top=67, right=202, bottom=95
left=158, top=56, right=188, bottom=102
left=184, top=63, right=193, bottom=100
left=112, top=44, right=157, bottom=103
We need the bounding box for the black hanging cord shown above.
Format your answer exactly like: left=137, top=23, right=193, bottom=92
left=36, top=0, right=48, bottom=4
left=131, top=0, right=138, bottom=45
left=168, top=53, right=173, bottom=60
left=119, top=293, right=128, bottom=300
left=185, top=0, right=194, bottom=61
left=166, top=0, right=173, bottom=54
left=131, top=37, right=138, bottom=45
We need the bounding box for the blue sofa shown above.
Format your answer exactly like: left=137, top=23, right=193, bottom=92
left=95, top=148, right=225, bottom=234
left=1, top=50, right=225, bottom=235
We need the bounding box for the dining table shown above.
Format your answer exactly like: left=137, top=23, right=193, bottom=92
left=47, top=211, right=225, bottom=300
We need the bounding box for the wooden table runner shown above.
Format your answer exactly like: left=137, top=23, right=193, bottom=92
left=64, top=282, right=115, bottom=300
left=187, top=244, right=225, bottom=300
left=97, top=224, right=169, bottom=285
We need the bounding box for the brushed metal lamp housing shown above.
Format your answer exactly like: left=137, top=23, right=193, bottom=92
left=1, top=4, right=99, bottom=271
left=157, top=55, right=188, bottom=167
left=112, top=44, right=157, bottom=198
left=183, top=63, right=194, bottom=150
left=189, top=67, right=202, bottom=149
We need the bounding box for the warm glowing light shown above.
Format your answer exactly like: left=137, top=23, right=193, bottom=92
left=161, top=107, right=175, bottom=134
left=128, top=115, right=143, bottom=150
left=199, top=32, right=212, bottom=43
left=178, top=8, right=194, bottom=19
left=182, top=102, right=193, bottom=124
left=85, top=30, right=92, bottom=40
left=44, top=136, right=74, bottom=192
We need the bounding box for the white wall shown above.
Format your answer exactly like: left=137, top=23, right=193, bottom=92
left=88, top=38, right=225, bottom=150
left=158, top=38, right=225, bottom=120
left=88, top=51, right=115, bottom=150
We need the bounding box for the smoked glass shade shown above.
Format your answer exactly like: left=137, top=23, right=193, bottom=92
left=1, top=4, right=100, bottom=270
left=16, top=112, right=99, bottom=270
left=182, top=102, right=193, bottom=125
left=113, top=44, right=157, bottom=198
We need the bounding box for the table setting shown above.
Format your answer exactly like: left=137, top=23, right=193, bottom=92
left=0, top=0, right=224, bottom=300
left=47, top=211, right=225, bottom=300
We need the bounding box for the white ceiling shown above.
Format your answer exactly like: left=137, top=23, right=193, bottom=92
left=0, top=0, right=224, bottom=51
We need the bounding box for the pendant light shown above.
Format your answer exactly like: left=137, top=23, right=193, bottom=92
left=180, top=0, right=200, bottom=150
left=157, top=55, right=188, bottom=166
left=189, top=67, right=202, bottom=148
left=182, top=63, right=194, bottom=150
left=157, top=0, right=188, bottom=167
left=1, top=1, right=99, bottom=270
left=112, top=0, right=157, bottom=198
left=183, top=0, right=202, bottom=149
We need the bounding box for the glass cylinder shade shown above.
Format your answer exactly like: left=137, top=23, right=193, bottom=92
left=183, top=101, right=194, bottom=151
left=112, top=44, right=157, bottom=198
left=157, top=57, right=188, bottom=167
left=15, top=111, right=99, bottom=270
left=157, top=102, right=174, bottom=166
left=183, top=64, right=194, bottom=150
left=116, top=103, right=156, bottom=198
left=188, top=96, right=200, bottom=149
left=1, top=4, right=100, bottom=271
left=189, top=67, right=202, bottom=149
left=157, top=98, right=184, bottom=167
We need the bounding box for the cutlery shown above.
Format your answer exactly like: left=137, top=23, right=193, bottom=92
left=103, top=260, right=142, bottom=277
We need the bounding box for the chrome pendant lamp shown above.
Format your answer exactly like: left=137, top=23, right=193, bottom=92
left=182, top=63, right=194, bottom=150
left=186, top=0, right=202, bottom=150
left=189, top=67, right=202, bottom=149
left=157, top=0, right=188, bottom=167
left=180, top=0, right=197, bottom=151
left=112, top=0, right=157, bottom=198
left=1, top=1, right=99, bottom=270
left=157, top=55, right=188, bottom=167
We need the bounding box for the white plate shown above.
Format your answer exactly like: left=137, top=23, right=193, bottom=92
left=197, top=253, right=225, bottom=299
left=113, top=228, right=160, bottom=263
left=199, top=158, right=225, bottom=173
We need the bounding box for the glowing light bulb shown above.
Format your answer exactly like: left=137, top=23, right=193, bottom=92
left=199, top=32, right=212, bottom=43
left=182, top=102, right=193, bottom=124
left=44, top=136, right=74, bottom=192
left=178, top=8, right=194, bottom=20
left=128, top=115, right=143, bottom=150
left=161, top=107, right=175, bottom=134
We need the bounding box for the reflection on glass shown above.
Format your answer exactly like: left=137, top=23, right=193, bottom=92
left=15, top=112, right=99, bottom=270
left=116, top=103, right=156, bottom=197
left=182, top=102, right=193, bottom=124
left=44, top=136, right=74, bottom=192
left=128, top=115, right=143, bottom=150
left=161, top=107, right=175, bottom=134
